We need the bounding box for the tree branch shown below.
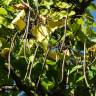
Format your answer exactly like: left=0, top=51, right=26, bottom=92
left=4, top=63, right=34, bottom=96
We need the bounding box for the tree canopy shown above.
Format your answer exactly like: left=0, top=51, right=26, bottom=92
left=0, top=0, right=96, bottom=96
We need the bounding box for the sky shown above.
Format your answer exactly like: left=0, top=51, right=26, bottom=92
left=91, top=0, right=96, bottom=18
left=92, top=0, right=96, bottom=20
left=91, top=0, right=96, bottom=31
left=93, top=0, right=96, bottom=4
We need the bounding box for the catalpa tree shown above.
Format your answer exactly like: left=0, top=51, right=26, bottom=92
left=0, top=0, right=96, bottom=96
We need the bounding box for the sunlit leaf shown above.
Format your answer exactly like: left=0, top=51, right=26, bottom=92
left=40, top=0, right=53, bottom=9
left=41, top=79, right=54, bottom=90
left=89, top=37, right=96, bottom=43
left=46, top=59, right=56, bottom=65
left=48, top=11, right=66, bottom=21
left=68, top=11, right=75, bottom=16
left=0, top=8, right=8, bottom=15
left=3, top=0, right=12, bottom=6
left=12, top=10, right=25, bottom=23
left=87, top=3, right=96, bottom=11
left=40, top=9, right=48, bottom=15
left=70, top=65, right=82, bottom=74
left=48, top=50, right=61, bottom=61
left=13, top=18, right=26, bottom=30
left=56, top=1, right=71, bottom=9
left=13, top=3, right=29, bottom=10
left=63, top=49, right=70, bottom=56
left=31, top=25, right=49, bottom=42
left=7, top=6, right=15, bottom=12
left=77, top=18, right=83, bottom=25
left=76, top=76, right=84, bottom=83
left=93, top=22, right=96, bottom=28
left=0, top=16, right=5, bottom=24
left=47, top=19, right=64, bottom=32
left=12, top=10, right=26, bottom=30
left=88, top=70, right=94, bottom=80
left=88, top=44, right=96, bottom=52
left=7, top=23, right=15, bottom=29
left=29, top=55, right=34, bottom=62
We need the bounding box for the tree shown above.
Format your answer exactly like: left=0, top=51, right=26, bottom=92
left=0, top=0, right=96, bottom=95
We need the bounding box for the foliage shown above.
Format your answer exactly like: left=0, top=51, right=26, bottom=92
left=0, top=0, right=96, bottom=96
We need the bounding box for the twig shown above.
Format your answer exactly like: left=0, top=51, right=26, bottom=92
left=83, top=39, right=90, bottom=88
left=36, top=48, right=50, bottom=87
left=4, top=63, right=34, bottom=96
left=28, top=43, right=39, bottom=80
left=60, top=52, right=66, bottom=83
left=59, top=9, right=68, bottom=83
left=88, top=57, right=96, bottom=67
left=0, top=85, right=17, bottom=92
left=21, top=0, right=33, bottom=10
left=23, top=10, right=30, bottom=63
left=8, top=32, right=17, bottom=78
left=60, top=17, right=67, bottom=51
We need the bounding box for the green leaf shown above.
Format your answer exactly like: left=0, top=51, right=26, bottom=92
left=76, top=76, right=84, bottom=83
left=7, top=6, right=15, bottom=12
left=41, top=79, right=54, bottom=90
left=70, top=65, right=82, bottom=74
left=3, top=0, right=12, bottom=6
left=46, top=60, right=56, bottom=65
left=79, top=0, right=83, bottom=3
left=56, top=1, right=71, bottom=9
left=91, top=66, right=96, bottom=72
left=68, top=11, right=75, bottom=16
left=88, top=70, right=93, bottom=79
left=87, top=4, right=96, bottom=11
left=40, top=9, right=48, bottom=15
left=0, top=16, right=5, bottom=24
left=93, top=22, right=96, bottom=28
left=0, top=8, right=8, bottom=15
left=77, top=18, right=83, bottom=25
left=40, top=0, right=53, bottom=9
left=89, top=37, right=96, bottom=43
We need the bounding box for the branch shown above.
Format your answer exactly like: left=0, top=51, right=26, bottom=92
left=4, top=63, right=34, bottom=96
left=0, top=85, right=17, bottom=92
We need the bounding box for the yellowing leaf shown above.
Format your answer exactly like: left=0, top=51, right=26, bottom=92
left=12, top=10, right=26, bottom=30
left=47, top=19, right=64, bottom=33
left=63, top=49, right=70, bottom=56
left=88, top=44, right=96, bottom=52
left=48, top=50, right=60, bottom=61
left=31, top=25, right=49, bottom=42
left=41, top=39, right=49, bottom=50
left=32, top=25, right=44, bottom=42
left=14, top=19, right=26, bottom=30
left=0, top=48, right=10, bottom=59
left=31, top=25, right=49, bottom=50
left=13, top=3, right=29, bottom=10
